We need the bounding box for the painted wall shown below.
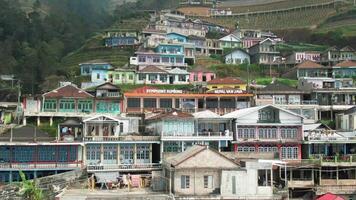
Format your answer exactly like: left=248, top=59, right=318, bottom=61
left=225, top=50, right=250, bottom=64
left=189, top=72, right=215, bottom=83
left=166, top=33, right=187, bottom=43
left=91, top=69, right=109, bottom=83
left=207, top=83, right=247, bottom=91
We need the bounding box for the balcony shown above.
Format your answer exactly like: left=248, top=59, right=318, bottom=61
left=161, top=131, right=233, bottom=141
left=97, top=92, right=121, bottom=98
left=0, top=162, right=83, bottom=170
left=87, top=163, right=161, bottom=172
left=84, top=135, right=160, bottom=142
left=308, top=154, right=356, bottom=166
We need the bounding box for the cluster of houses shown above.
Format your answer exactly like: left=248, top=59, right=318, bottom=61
left=1, top=10, right=356, bottom=200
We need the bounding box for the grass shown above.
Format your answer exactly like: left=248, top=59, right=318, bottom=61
left=277, top=42, right=328, bottom=54
left=255, top=77, right=298, bottom=87
left=114, top=84, right=195, bottom=92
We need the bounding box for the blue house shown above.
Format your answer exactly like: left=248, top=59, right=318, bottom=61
left=166, top=32, right=188, bottom=43
left=79, top=60, right=112, bottom=76
left=105, top=36, right=137, bottom=47
left=91, top=68, right=109, bottom=83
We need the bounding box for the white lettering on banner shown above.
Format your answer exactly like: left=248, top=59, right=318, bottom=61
left=146, top=89, right=183, bottom=94
left=213, top=89, right=243, bottom=94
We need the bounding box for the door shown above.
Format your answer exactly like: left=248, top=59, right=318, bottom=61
left=169, top=76, right=174, bottom=84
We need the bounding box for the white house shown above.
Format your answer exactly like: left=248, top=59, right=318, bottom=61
left=225, top=49, right=250, bottom=64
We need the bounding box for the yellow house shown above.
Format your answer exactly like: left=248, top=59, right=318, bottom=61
left=207, top=77, right=247, bottom=91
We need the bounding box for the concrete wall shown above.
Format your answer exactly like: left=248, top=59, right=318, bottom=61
left=173, top=168, right=220, bottom=196
left=235, top=108, right=303, bottom=125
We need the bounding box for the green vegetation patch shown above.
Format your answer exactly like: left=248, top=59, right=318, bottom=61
left=255, top=77, right=298, bottom=87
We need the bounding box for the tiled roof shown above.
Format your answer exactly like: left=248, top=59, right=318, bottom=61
left=189, top=66, right=214, bottom=73
left=340, top=46, right=355, bottom=52
left=138, top=66, right=167, bottom=73
left=258, top=82, right=302, bottom=94
left=334, top=60, right=356, bottom=68
left=146, top=111, right=193, bottom=121
left=168, top=68, right=189, bottom=74
left=43, top=84, right=93, bottom=98
left=95, top=82, right=120, bottom=90
left=296, top=60, right=325, bottom=69
left=0, top=126, right=55, bottom=142
left=208, top=77, right=245, bottom=84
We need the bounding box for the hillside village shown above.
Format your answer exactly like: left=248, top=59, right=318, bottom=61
left=1, top=0, right=356, bottom=199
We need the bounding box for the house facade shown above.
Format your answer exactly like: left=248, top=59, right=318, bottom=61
left=224, top=105, right=304, bottom=161
left=249, top=38, right=280, bottom=64
left=136, top=66, right=190, bottom=85
left=207, top=77, right=247, bottom=91
left=189, top=66, right=216, bottom=84
left=224, top=49, right=250, bottom=64
left=219, top=34, right=242, bottom=49
left=123, top=86, right=253, bottom=115
left=288, top=51, right=321, bottom=64
left=79, top=61, right=112, bottom=76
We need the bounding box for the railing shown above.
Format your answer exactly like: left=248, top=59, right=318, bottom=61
left=0, top=162, right=83, bottom=169
left=105, top=92, right=121, bottom=97
left=308, top=154, right=356, bottom=164
left=87, top=163, right=161, bottom=171
left=257, top=99, right=318, bottom=106
left=84, top=135, right=160, bottom=142
left=162, top=131, right=232, bottom=139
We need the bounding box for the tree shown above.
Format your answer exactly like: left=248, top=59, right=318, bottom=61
left=18, top=171, right=43, bottom=200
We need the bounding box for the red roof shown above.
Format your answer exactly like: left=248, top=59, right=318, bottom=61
left=296, top=60, right=325, bottom=69
left=334, top=60, right=356, bottom=68
left=208, top=77, right=245, bottom=84
left=43, top=84, right=93, bottom=98
left=316, top=193, right=345, bottom=200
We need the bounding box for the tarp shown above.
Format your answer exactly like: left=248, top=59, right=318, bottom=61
left=316, top=193, right=345, bottom=200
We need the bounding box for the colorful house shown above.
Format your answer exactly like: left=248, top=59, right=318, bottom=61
left=79, top=60, right=112, bottom=76
left=166, top=32, right=187, bottom=43
left=249, top=38, right=280, bottom=64
left=131, top=44, right=187, bottom=68
left=88, top=82, right=121, bottom=114
left=189, top=66, right=216, bottom=84
left=0, top=126, right=83, bottom=183
left=218, top=34, right=242, bottom=49
left=224, top=105, right=304, bottom=160
left=296, top=60, right=332, bottom=78
left=207, top=77, right=247, bottom=91
left=123, top=86, right=253, bottom=115
left=224, top=49, right=250, bottom=64
left=136, top=65, right=190, bottom=85
left=333, top=60, right=356, bottom=78
left=107, top=68, right=136, bottom=84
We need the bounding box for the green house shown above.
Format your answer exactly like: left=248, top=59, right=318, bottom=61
left=107, top=68, right=136, bottom=85
left=42, top=84, right=94, bottom=113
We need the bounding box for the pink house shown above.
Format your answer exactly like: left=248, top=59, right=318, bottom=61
left=189, top=66, right=216, bottom=83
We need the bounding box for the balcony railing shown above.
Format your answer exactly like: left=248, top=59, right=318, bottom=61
left=308, top=154, right=356, bottom=164
left=87, top=163, right=161, bottom=171
left=0, top=162, right=83, bottom=169
left=84, top=135, right=160, bottom=142
left=162, top=131, right=233, bottom=140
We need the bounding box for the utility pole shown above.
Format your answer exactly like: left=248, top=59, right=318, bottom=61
left=16, top=80, right=21, bottom=125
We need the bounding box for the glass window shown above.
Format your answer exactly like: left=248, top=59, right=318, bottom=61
left=103, top=145, right=117, bottom=164
left=144, top=98, right=156, bottom=108
left=281, top=146, right=299, bottom=159
left=281, top=128, right=298, bottom=139
left=38, top=146, right=56, bottom=162
left=153, top=57, right=160, bottom=63
left=176, top=57, right=183, bottom=63
left=78, top=100, right=93, bottom=112
left=138, top=74, right=145, bottom=81
left=160, top=98, right=172, bottom=108
left=160, top=74, right=167, bottom=82
left=127, top=98, right=140, bottom=108
left=138, top=56, right=146, bottom=62
left=86, top=144, right=101, bottom=164
left=59, top=99, right=75, bottom=112
left=162, top=57, right=169, bottom=63
left=43, top=99, right=57, bottom=111
left=204, top=175, right=213, bottom=189
left=129, top=74, right=133, bottom=80
left=181, top=175, right=190, bottom=189
left=120, top=144, right=134, bottom=164
left=136, top=144, right=149, bottom=160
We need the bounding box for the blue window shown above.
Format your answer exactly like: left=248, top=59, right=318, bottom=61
left=0, top=147, right=10, bottom=162
left=38, top=146, right=56, bottom=162
left=13, top=147, right=35, bottom=163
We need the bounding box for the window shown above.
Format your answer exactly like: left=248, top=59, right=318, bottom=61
left=237, top=128, right=255, bottom=139
left=160, top=74, right=167, bottom=82
left=38, top=146, right=56, bottom=162
left=176, top=57, right=183, bottom=63
left=258, top=169, right=271, bottom=186
left=59, top=99, right=75, bottom=111
left=181, top=175, right=190, bottom=189
left=115, top=74, right=120, bottom=80
left=97, top=73, right=100, bottom=79
left=43, top=99, right=57, bottom=111
left=136, top=144, right=149, bottom=161
left=258, top=146, right=278, bottom=152
left=138, top=56, right=146, bottom=62
left=281, top=146, right=299, bottom=159
left=170, top=57, right=175, bottom=63
left=120, top=144, right=134, bottom=164
left=138, top=74, right=145, bottom=81
left=143, top=98, right=156, bottom=108
left=193, top=74, right=198, bottom=81
left=179, top=75, right=186, bottom=81
left=237, top=146, right=255, bottom=152
left=281, top=128, right=298, bottom=139
left=153, top=57, right=160, bottom=63
left=103, top=145, right=117, bottom=164
left=164, top=141, right=181, bottom=152
left=162, top=57, right=169, bottom=63
left=160, top=98, right=172, bottom=108
left=204, top=175, right=213, bottom=189
left=149, top=74, right=157, bottom=81
left=78, top=100, right=93, bottom=112
left=258, top=128, right=277, bottom=139
left=129, top=74, right=133, bottom=80
left=127, top=98, right=140, bottom=108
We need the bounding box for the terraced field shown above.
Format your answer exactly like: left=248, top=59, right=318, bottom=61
left=219, top=0, right=335, bottom=13
left=203, top=7, right=337, bottom=29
